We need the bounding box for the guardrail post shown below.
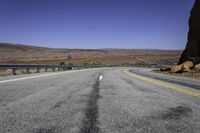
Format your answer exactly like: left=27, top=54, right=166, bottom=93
left=12, top=68, right=16, bottom=75
left=26, top=68, right=30, bottom=74
left=37, top=68, right=40, bottom=73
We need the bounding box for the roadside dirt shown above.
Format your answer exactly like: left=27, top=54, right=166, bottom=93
left=159, top=68, right=200, bottom=80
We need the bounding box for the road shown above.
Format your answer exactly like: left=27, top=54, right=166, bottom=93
left=0, top=67, right=199, bottom=133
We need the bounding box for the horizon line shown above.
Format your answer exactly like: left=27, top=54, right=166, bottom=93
left=0, top=41, right=184, bottom=51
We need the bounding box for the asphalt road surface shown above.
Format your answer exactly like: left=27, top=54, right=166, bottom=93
left=0, top=67, right=199, bottom=133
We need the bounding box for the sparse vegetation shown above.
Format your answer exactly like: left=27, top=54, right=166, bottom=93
left=0, top=43, right=181, bottom=67
left=59, top=61, right=66, bottom=65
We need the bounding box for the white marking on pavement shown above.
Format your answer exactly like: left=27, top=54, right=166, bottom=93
left=0, top=69, right=93, bottom=84
left=99, top=75, right=103, bottom=80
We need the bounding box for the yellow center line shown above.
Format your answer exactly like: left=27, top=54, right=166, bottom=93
left=123, top=69, right=200, bottom=98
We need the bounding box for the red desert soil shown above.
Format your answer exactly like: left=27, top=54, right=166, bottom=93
left=0, top=43, right=182, bottom=66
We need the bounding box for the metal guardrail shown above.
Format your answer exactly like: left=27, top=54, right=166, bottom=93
left=0, top=64, right=85, bottom=75
left=0, top=64, right=83, bottom=68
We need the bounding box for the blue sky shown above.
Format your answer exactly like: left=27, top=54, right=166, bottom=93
left=0, top=0, right=195, bottom=49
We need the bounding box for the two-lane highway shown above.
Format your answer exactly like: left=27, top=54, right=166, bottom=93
left=0, top=68, right=199, bottom=133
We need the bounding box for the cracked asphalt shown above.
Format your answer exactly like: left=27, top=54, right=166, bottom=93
left=0, top=67, right=199, bottom=133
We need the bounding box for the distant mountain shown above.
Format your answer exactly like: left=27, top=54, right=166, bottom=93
left=0, top=42, right=52, bottom=52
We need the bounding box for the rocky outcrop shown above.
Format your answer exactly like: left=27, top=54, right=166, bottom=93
left=171, top=0, right=200, bottom=73
left=195, top=63, right=200, bottom=69
left=171, top=61, right=194, bottom=73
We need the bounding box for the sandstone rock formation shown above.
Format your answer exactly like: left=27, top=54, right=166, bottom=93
left=171, top=0, right=200, bottom=73
left=195, top=63, right=200, bottom=69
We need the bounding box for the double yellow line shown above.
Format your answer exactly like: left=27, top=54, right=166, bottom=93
left=123, top=69, right=200, bottom=98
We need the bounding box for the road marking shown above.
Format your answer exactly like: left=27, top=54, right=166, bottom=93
left=0, top=69, right=92, bottom=84
left=99, top=75, right=103, bottom=80
left=123, top=69, right=200, bottom=98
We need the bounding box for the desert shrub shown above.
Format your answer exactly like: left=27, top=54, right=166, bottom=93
left=59, top=61, right=66, bottom=65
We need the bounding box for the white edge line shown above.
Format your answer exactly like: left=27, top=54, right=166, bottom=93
left=0, top=69, right=91, bottom=84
